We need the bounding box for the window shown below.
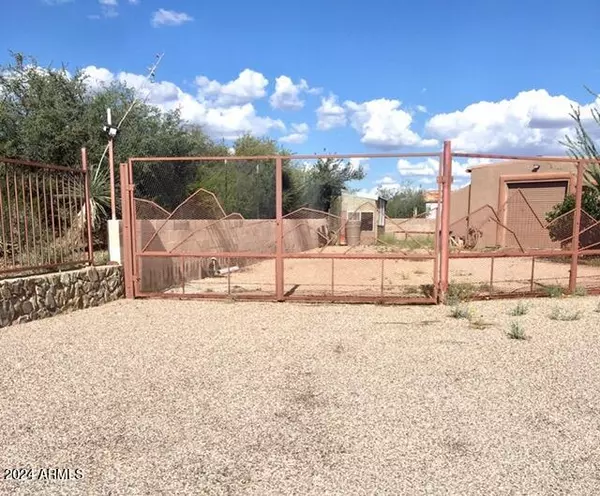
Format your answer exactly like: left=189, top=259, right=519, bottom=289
left=360, top=212, right=374, bottom=231
left=347, top=212, right=361, bottom=221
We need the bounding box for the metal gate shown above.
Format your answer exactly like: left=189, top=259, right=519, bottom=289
left=119, top=147, right=452, bottom=304
left=120, top=142, right=599, bottom=303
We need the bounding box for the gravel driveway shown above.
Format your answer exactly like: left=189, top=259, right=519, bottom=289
left=1, top=297, right=600, bottom=495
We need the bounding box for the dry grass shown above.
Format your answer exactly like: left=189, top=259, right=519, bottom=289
left=1, top=297, right=600, bottom=495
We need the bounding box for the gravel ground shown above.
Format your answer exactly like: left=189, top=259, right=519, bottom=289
left=2, top=297, right=600, bottom=495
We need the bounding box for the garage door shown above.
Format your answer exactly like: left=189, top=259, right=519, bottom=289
left=505, top=180, right=568, bottom=249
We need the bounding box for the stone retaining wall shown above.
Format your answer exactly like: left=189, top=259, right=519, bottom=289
left=0, top=265, right=123, bottom=328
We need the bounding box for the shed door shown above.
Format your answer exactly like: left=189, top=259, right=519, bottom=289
left=505, top=181, right=568, bottom=249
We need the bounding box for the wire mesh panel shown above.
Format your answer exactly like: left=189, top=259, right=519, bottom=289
left=0, top=159, right=90, bottom=278
left=130, top=157, right=277, bottom=298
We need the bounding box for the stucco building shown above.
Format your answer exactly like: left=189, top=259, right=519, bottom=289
left=449, top=159, right=577, bottom=249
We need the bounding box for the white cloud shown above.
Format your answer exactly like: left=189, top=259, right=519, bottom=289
left=196, top=69, right=268, bottom=106
left=269, top=76, right=319, bottom=111
left=316, top=94, right=347, bottom=130
left=280, top=123, right=309, bottom=144
left=425, top=89, right=599, bottom=154
left=80, top=65, right=285, bottom=140
left=99, top=0, right=117, bottom=5
left=345, top=98, right=439, bottom=149
left=128, top=0, right=139, bottom=3
left=43, top=0, right=73, bottom=4
left=416, top=105, right=428, bottom=113
left=151, top=9, right=193, bottom=27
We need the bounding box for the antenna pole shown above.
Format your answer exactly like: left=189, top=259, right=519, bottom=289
left=104, top=52, right=165, bottom=264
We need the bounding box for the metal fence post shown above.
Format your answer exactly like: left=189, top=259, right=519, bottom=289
left=569, top=160, right=584, bottom=293
left=275, top=157, right=284, bottom=301
left=119, top=162, right=135, bottom=298
left=439, top=140, right=452, bottom=302
left=81, top=148, right=94, bottom=265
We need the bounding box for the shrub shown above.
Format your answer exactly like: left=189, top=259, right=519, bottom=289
left=507, top=322, right=527, bottom=340
left=544, top=285, right=565, bottom=298
left=509, top=301, right=529, bottom=316
left=549, top=307, right=582, bottom=321
left=449, top=306, right=471, bottom=319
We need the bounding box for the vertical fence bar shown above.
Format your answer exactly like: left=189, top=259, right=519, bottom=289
left=119, top=162, right=134, bottom=298
left=569, top=160, right=584, bottom=293
left=48, top=172, right=57, bottom=264
left=66, top=173, right=75, bottom=261
left=489, top=257, right=495, bottom=295
left=42, top=175, right=51, bottom=264
left=380, top=259, right=385, bottom=297
left=275, top=157, right=284, bottom=301
left=35, top=176, right=44, bottom=264
left=81, top=148, right=94, bottom=265
left=55, top=173, right=64, bottom=263
left=5, top=173, right=14, bottom=267
left=331, top=258, right=335, bottom=296
left=21, top=172, right=30, bottom=266
left=530, top=257, right=536, bottom=293
left=181, top=256, right=185, bottom=294
left=0, top=177, right=8, bottom=269
left=13, top=172, right=23, bottom=266
left=432, top=155, right=443, bottom=303
left=439, top=141, right=452, bottom=302
left=28, top=175, right=36, bottom=265
left=227, top=257, right=232, bottom=296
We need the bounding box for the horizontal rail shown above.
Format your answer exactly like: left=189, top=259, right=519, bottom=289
left=449, top=250, right=578, bottom=259
left=0, top=157, right=85, bottom=173
left=453, top=152, right=600, bottom=164
left=0, top=259, right=92, bottom=277
left=134, top=291, right=437, bottom=305
left=136, top=251, right=435, bottom=260
left=129, top=152, right=442, bottom=163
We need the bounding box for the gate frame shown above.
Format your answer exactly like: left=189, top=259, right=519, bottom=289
left=119, top=151, right=446, bottom=304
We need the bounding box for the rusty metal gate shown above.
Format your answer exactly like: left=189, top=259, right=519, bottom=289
left=120, top=142, right=600, bottom=303
left=119, top=147, right=452, bottom=304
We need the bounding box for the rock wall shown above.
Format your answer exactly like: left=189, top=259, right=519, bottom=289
left=0, top=265, right=123, bottom=328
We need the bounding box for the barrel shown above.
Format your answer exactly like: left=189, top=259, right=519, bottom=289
left=345, top=219, right=361, bottom=246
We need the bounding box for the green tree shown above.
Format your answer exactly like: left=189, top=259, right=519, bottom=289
left=0, top=52, right=219, bottom=233
left=302, top=154, right=366, bottom=213
left=379, top=186, right=426, bottom=218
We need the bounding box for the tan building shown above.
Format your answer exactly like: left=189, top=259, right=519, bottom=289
left=333, top=192, right=387, bottom=244
left=449, top=159, right=577, bottom=249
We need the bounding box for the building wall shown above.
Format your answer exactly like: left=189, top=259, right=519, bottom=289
left=449, top=160, right=577, bottom=247
left=134, top=218, right=328, bottom=293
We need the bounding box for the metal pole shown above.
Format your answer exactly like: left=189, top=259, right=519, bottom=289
left=439, top=141, right=452, bottom=302
left=119, top=162, right=134, bottom=298
left=569, top=161, right=584, bottom=293
left=81, top=148, right=94, bottom=265
left=275, top=157, right=284, bottom=301
left=107, top=108, right=117, bottom=221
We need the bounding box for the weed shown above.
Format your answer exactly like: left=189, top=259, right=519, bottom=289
left=400, top=272, right=409, bottom=280
left=447, top=282, right=478, bottom=303
left=507, top=321, right=528, bottom=340
left=595, top=301, right=600, bottom=313
left=414, top=269, right=426, bottom=275
left=449, top=305, right=471, bottom=319
left=573, top=286, right=588, bottom=297
left=544, top=285, right=565, bottom=298
left=377, top=233, right=435, bottom=250
left=549, top=307, right=582, bottom=321
left=509, top=301, right=529, bottom=316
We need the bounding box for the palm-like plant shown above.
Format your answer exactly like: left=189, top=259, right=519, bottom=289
left=560, top=87, right=600, bottom=191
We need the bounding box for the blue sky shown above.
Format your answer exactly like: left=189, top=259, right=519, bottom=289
left=2, top=0, right=600, bottom=194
